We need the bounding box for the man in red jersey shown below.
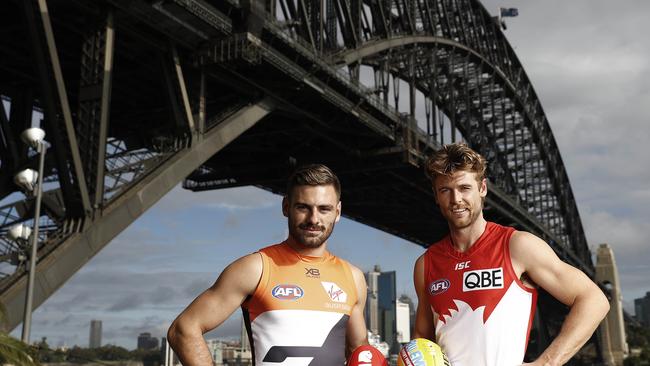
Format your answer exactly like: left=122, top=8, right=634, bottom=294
left=413, top=143, right=609, bottom=366
left=168, top=164, right=368, bottom=366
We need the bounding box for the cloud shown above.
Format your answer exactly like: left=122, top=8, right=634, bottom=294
left=155, top=185, right=279, bottom=213
left=108, top=295, right=144, bottom=312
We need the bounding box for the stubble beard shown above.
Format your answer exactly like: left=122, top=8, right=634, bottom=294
left=288, top=220, right=336, bottom=249
left=445, top=202, right=483, bottom=231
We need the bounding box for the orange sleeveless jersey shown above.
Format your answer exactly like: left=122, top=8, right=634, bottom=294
left=242, top=241, right=358, bottom=365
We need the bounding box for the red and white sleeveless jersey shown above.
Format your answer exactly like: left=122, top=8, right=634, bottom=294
left=242, top=242, right=358, bottom=365
left=423, top=222, right=537, bottom=366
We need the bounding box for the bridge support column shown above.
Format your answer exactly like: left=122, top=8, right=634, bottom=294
left=596, top=243, right=628, bottom=365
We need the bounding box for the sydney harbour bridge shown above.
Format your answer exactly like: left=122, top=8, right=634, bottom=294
left=0, top=0, right=602, bottom=362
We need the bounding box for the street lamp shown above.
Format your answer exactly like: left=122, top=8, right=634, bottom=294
left=10, top=127, right=47, bottom=344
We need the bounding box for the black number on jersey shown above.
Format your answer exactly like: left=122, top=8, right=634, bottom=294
left=261, top=316, right=347, bottom=365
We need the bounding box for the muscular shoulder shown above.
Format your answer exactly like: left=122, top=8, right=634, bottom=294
left=347, top=263, right=366, bottom=287
left=216, top=252, right=263, bottom=296
left=510, top=231, right=551, bottom=254
left=346, top=263, right=368, bottom=302
left=509, top=231, right=560, bottom=274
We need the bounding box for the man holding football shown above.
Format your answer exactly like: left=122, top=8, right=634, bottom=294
left=413, top=143, right=609, bottom=366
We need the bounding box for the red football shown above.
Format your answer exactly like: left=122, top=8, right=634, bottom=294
left=347, top=345, right=388, bottom=366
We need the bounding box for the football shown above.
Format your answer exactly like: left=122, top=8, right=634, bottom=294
left=397, top=338, right=450, bottom=366
left=347, top=344, right=388, bottom=366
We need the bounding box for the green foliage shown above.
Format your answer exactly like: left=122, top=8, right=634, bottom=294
left=0, top=333, right=40, bottom=366
left=0, top=304, right=40, bottom=366
left=34, top=344, right=161, bottom=364
left=625, top=324, right=650, bottom=365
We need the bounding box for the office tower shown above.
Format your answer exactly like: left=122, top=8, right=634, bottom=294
left=365, top=265, right=398, bottom=353
left=398, top=294, right=416, bottom=336
left=395, top=300, right=411, bottom=343
left=137, top=332, right=159, bottom=350
left=635, top=292, right=650, bottom=328
left=240, top=317, right=250, bottom=351
left=596, top=243, right=628, bottom=366
left=89, top=320, right=102, bottom=348
left=365, top=266, right=380, bottom=334
left=161, top=337, right=176, bottom=366
left=377, top=270, right=397, bottom=353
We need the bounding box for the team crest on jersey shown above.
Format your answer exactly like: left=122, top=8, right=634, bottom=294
left=429, top=279, right=450, bottom=296
left=321, top=281, right=347, bottom=302
left=272, top=284, right=304, bottom=300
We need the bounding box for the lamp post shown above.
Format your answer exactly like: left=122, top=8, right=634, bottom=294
left=10, top=127, right=47, bottom=343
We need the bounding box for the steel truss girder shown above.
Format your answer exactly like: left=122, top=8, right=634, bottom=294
left=24, top=0, right=91, bottom=216
left=0, top=100, right=274, bottom=330
left=76, top=9, right=115, bottom=209
left=331, top=31, right=590, bottom=269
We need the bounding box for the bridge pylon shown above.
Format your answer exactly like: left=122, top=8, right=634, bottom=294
left=596, top=243, right=628, bottom=365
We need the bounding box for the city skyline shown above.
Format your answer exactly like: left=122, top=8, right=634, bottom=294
left=7, top=1, right=650, bottom=348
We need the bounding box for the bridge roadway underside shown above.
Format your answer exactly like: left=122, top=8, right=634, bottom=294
left=184, top=104, right=520, bottom=247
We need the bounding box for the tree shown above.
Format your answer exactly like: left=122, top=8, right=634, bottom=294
left=0, top=305, right=40, bottom=366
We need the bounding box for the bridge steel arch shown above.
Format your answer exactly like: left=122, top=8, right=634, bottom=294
left=0, top=0, right=599, bottom=361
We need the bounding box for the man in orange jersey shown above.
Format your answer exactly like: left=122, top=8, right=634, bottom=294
left=168, top=164, right=369, bottom=365
left=413, top=143, right=609, bottom=366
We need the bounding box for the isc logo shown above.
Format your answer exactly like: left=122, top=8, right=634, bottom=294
left=463, top=268, right=504, bottom=292
left=428, top=279, right=450, bottom=296
left=272, top=284, right=304, bottom=300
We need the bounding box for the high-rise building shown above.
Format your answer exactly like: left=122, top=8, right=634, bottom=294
left=365, top=265, right=398, bottom=353
left=89, top=320, right=102, bottom=348
left=395, top=300, right=410, bottom=344
left=595, top=243, right=628, bottom=366
left=635, top=292, right=650, bottom=328
left=161, top=337, right=179, bottom=366
left=398, top=294, right=416, bottom=337
left=240, top=317, right=250, bottom=351
left=365, top=266, right=380, bottom=334
left=137, top=332, right=159, bottom=350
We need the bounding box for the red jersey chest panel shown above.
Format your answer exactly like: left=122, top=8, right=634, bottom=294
left=242, top=242, right=357, bottom=366
left=424, top=222, right=538, bottom=366
left=425, top=222, right=518, bottom=323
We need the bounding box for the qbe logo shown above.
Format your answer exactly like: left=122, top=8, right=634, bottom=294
left=462, top=268, right=504, bottom=292
left=272, top=284, right=304, bottom=300
left=428, top=279, right=450, bottom=296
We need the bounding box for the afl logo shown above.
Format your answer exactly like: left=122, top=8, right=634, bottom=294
left=272, top=284, right=304, bottom=300
left=428, top=279, right=450, bottom=296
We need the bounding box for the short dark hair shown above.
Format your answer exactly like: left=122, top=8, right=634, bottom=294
left=425, top=143, right=487, bottom=183
left=286, top=164, right=341, bottom=200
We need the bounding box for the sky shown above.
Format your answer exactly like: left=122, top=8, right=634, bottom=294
left=10, top=0, right=650, bottom=349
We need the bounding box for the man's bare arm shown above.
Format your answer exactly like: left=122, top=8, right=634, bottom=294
left=167, top=253, right=262, bottom=366
left=346, top=264, right=369, bottom=356
left=511, top=232, right=609, bottom=366
left=413, top=255, right=435, bottom=340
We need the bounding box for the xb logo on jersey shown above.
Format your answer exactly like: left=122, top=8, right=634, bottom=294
left=272, top=284, right=304, bottom=300
left=321, top=281, right=347, bottom=302
left=305, top=267, right=320, bottom=278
